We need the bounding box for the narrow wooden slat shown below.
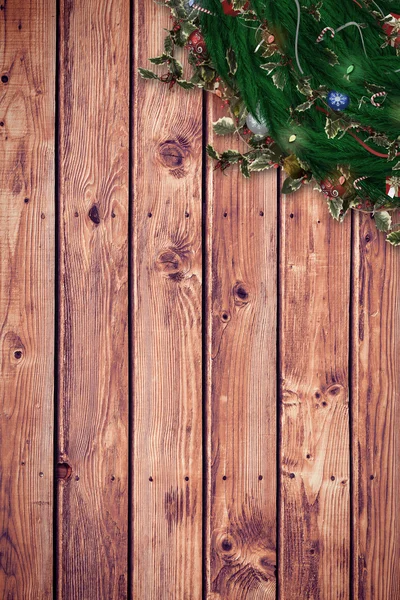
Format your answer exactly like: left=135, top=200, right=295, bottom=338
left=205, top=96, right=277, bottom=599
left=0, top=1, right=55, bottom=597
left=352, top=212, right=400, bottom=599
left=132, top=2, right=203, bottom=598
left=279, top=187, right=351, bottom=599
left=57, top=1, right=129, bottom=597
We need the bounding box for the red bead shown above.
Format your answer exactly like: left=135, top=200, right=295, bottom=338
left=221, top=0, right=249, bottom=16
left=320, top=179, right=346, bottom=199
left=187, top=30, right=206, bottom=55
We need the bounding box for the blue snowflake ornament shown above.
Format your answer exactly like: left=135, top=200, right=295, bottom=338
left=327, top=91, right=350, bottom=111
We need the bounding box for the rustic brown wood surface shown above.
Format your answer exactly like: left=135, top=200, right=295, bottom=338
left=279, top=184, right=351, bottom=599
left=0, top=1, right=399, bottom=599
left=57, top=0, right=129, bottom=598
left=352, top=212, right=400, bottom=600
left=205, top=96, right=277, bottom=600
left=0, top=1, right=55, bottom=598
left=132, top=2, right=203, bottom=598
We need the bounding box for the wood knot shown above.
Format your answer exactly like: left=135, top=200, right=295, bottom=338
left=88, top=204, right=100, bottom=225
left=158, top=138, right=190, bottom=178
left=233, top=282, right=250, bottom=306
left=213, top=531, right=240, bottom=563
left=155, top=247, right=190, bottom=281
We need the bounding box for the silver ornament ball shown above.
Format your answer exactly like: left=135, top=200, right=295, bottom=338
left=246, top=112, right=269, bottom=136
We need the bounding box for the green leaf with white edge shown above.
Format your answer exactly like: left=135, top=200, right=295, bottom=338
left=260, top=62, right=278, bottom=75
left=164, top=35, right=174, bottom=54
left=149, top=54, right=171, bottom=65
left=169, top=58, right=183, bottom=78
left=272, top=68, right=288, bottom=90
left=374, top=210, right=392, bottom=232
left=138, top=68, right=159, bottom=80
left=393, top=161, right=400, bottom=170
left=324, top=48, right=339, bottom=66
left=325, top=117, right=343, bottom=139
left=180, top=21, right=197, bottom=40
left=249, top=154, right=272, bottom=171
left=327, top=197, right=343, bottom=221
left=226, top=48, right=237, bottom=76
left=213, top=117, right=236, bottom=135
left=220, top=150, right=242, bottom=163
left=206, top=144, right=220, bottom=160
left=176, top=79, right=195, bottom=90
left=386, top=230, right=400, bottom=245
left=281, top=177, right=303, bottom=194
left=296, top=99, right=315, bottom=112
left=241, top=159, right=250, bottom=178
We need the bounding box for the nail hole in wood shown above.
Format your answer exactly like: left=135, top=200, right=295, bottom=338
left=259, top=210, right=264, bottom=216
left=370, top=475, right=374, bottom=480
left=185, top=476, right=189, bottom=481
left=24, top=198, right=29, bottom=204
left=1, top=75, right=9, bottom=83
left=222, top=475, right=227, bottom=480
left=14, top=350, right=22, bottom=359
left=315, top=392, right=321, bottom=399
left=39, top=472, right=44, bottom=478
left=148, top=212, right=152, bottom=218
left=111, top=211, right=116, bottom=218
left=322, top=401, right=328, bottom=407
left=290, top=213, right=294, bottom=218
left=149, top=476, right=153, bottom=482
left=331, top=475, right=335, bottom=481
left=223, top=212, right=228, bottom=218
left=75, top=475, right=80, bottom=481
left=41, top=213, right=45, bottom=219
left=0, top=121, right=4, bottom=126
left=306, top=454, right=311, bottom=459
left=74, top=211, right=79, bottom=217
left=258, top=475, right=263, bottom=480
left=111, top=475, right=115, bottom=481
left=289, top=473, right=295, bottom=479
left=21, top=461, right=25, bottom=466
left=222, top=313, right=229, bottom=321
left=185, top=212, right=189, bottom=218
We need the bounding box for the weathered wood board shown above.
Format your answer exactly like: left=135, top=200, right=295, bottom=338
left=0, top=1, right=55, bottom=597
left=279, top=184, right=351, bottom=599
left=57, top=0, right=130, bottom=597
left=205, top=95, right=278, bottom=600
left=352, top=212, right=400, bottom=600
left=132, top=1, right=203, bottom=598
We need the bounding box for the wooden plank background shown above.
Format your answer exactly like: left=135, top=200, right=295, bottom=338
left=0, top=1, right=399, bottom=599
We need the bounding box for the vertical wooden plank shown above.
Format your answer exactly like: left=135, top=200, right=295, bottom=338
left=205, top=96, right=278, bottom=599
left=132, top=2, right=203, bottom=599
left=352, top=213, right=400, bottom=599
left=0, top=1, right=55, bottom=598
left=279, top=187, right=351, bottom=599
left=58, top=0, right=129, bottom=597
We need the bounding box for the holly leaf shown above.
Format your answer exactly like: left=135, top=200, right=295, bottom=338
left=206, top=144, right=220, bottom=160
left=138, top=68, right=159, bottom=80
left=386, top=230, right=400, bottom=245
left=220, top=149, right=242, bottom=163
left=260, top=62, right=278, bottom=75
left=393, top=161, right=400, bottom=170
left=241, top=159, right=250, bottom=178
left=176, top=79, right=195, bottom=89
left=272, top=68, right=288, bottom=90
left=149, top=53, right=171, bottom=65
left=212, top=117, right=236, bottom=135
left=164, top=35, right=174, bottom=54
left=374, top=210, right=392, bottom=232
left=324, top=48, right=339, bottom=66
left=249, top=154, right=272, bottom=171
left=226, top=48, right=237, bottom=76
left=327, top=197, right=343, bottom=220
left=325, top=117, right=342, bottom=139
left=296, top=99, right=315, bottom=112
left=281, top=177, right=303, bottom=194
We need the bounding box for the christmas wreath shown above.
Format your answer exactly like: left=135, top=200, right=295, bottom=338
left=140, top=0, right=400, bottom=243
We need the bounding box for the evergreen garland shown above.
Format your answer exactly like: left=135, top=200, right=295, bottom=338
left=140, top=0, right=400, bottom=243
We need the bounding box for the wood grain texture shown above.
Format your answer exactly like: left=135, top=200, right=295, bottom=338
left=0, top=1, right=55, bottom=598
left=352, top=212, right=400, bottom=599
left=132, top=2, right=203, bottom=598
left=205, top=95, right=277, bottom=600
left=279, top=185, right=351, bottom=599
left=58, top=0, right=129, bottom=598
